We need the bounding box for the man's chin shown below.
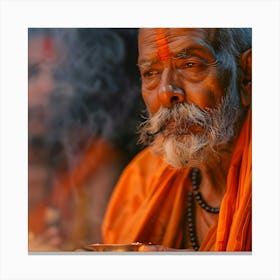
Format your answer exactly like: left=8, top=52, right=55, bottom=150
left=151, top=135, right=205, bottom=169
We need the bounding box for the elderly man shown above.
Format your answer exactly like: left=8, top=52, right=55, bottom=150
left=102, top=28, right=252, bottom=251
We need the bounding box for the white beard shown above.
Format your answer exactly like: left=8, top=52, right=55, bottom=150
left=138, top=89, right=244, bottom=169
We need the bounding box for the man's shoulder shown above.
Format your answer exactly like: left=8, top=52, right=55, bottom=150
left=115, top=147, right=176, bottom=197
left=130, top=147, right=165, bottom=168
left=121, top=147, right=169, bottom=181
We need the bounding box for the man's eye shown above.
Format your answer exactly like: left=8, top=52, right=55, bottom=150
left=180, top=59, right=207, bottom=72
left=184, top=62, right=196, bottom=68
left=143, top=70, right=159, bottom=78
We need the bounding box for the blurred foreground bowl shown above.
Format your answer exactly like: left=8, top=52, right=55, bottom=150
left=83, top=242, right=148, bottom=252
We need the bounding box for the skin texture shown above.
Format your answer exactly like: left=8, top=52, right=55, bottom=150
left=136, top=28, right=251, bottom=250
left=138, top=28, right=226, bottom=115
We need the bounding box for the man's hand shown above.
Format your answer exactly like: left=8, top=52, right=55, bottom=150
left=138, top=244, right=194, bottom=252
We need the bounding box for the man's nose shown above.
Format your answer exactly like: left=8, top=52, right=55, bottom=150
left=158, top=70, right=185, bottom=108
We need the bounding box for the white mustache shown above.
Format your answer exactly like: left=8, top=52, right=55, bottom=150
left=138, top=103, right=211, bottom=144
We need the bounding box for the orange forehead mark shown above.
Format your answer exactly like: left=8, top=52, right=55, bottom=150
left=156, top=29, right=170, bottom=63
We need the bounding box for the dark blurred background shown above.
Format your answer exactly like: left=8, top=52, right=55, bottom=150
left=28, top=28, right=145, bottom=251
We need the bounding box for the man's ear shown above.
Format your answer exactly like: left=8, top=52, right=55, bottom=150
left=239, top=49, right=252, bottom=106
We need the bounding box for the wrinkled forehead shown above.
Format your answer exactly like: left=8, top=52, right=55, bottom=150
left=138, top=28, right=216, bottom=63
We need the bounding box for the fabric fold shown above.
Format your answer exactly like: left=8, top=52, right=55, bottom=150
left=103, top=111, right=252, bottom=251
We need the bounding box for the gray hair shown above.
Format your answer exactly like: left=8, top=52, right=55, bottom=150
left=210, top=28, right=252, bottom=108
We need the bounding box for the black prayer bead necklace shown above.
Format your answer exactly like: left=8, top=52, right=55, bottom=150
left=187, top=168, right=220, bottom=251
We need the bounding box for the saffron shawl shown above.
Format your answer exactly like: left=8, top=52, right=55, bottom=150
left=102, top=111, right=251, bottom=251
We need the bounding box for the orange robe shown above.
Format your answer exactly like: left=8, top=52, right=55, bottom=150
left=102, top=111, right=251, bottom=251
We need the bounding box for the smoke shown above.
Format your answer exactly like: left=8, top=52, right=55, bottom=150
left=28, top=28, right=146, bottom=247
left=28, top=28, right=145, bottom=171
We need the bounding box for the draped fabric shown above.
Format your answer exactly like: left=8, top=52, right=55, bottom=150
left=102, top=111, right=252, bottom=251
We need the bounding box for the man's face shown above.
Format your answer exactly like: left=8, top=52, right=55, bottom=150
left=138, top=28, right=230, bottom=115
left=138, top=28, right=242, bottom=168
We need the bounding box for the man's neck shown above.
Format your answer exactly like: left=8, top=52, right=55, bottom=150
left=193, top=137, right=237, bottom=207
left=194, top=107, right=248, bottom=204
